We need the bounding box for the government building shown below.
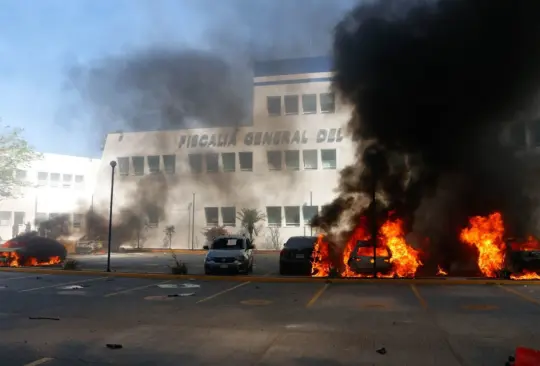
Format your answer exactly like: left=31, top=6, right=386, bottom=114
left=92, top=56, right=356, bottom=249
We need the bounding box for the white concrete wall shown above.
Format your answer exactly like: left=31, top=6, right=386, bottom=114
left=0, top=153, right=101, bottom=241
left=93, top=72, right=356, bottom=249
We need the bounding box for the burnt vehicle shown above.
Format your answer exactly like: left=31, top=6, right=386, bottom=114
left=0, top=232, right=67, bottom=266
left=347, top=239, right=392, bottom=275
left=279, top=236, right=317, bottom=275
left=501, top=237, right=540, bottom=277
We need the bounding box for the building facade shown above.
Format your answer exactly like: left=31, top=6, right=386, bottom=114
left=0, top=153, right=101, bottom=242
left=93, top=56, right=356, bottom=249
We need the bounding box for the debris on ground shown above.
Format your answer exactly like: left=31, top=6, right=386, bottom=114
left=376, top=347, right=387, bottom=355
left=36, top=277, right=42, bottom=280
left=157, top=284, right=178, bottom=289
left=0, top=285, right=8, bottom=289
left=106, top=344, right=123, bottom=349
left=28, top=316, right=60, bottom=321
left=167, top=293, right=195, bottom=297
left=59, top=285, right=85, bottom=290
left=179, top=283, right=200, bottom=289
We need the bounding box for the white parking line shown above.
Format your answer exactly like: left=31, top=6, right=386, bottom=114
left=0, top=274, right=52, bottom=281
left=24, top=357, right=54, bottom=366
left=196, top=281, right=250, bottom=304
left=104, top=280, right=172, bottom=297
left=19, top=277, right=108, bottom=293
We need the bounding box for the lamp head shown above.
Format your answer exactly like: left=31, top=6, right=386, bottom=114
left=110, top=160, right=117, bottom=168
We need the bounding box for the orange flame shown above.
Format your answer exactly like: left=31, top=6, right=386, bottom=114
left=437, top=266, right=448, bottom=276
left=311, top=217, right=422, bottom=278
left=459, top=212, right=505, bottom=278
left=311, top=235, right=331, bottom=277
left=511, top=270, right=540, bottom=280
left=380, top=219, right=422, bottom=278
left=0, top=252, right=62, bottom=267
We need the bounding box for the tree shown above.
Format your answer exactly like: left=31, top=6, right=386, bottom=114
left=236, top=208, right=266, bottom=242
left=164, top=225, right=176, bottom=248
left=266, top=227, right=282, bottom=250
left=0, top=126, right=41, bottom=199
left=202, top=226, right=229, bottom=243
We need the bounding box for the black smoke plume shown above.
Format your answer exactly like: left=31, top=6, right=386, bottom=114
left=314, top=0, right=540, bottom=268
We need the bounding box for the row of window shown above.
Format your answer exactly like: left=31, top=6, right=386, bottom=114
left=0, top=211, right=84, bottom=228
left=117, top=149, right=337, bottom=176
left=266, top=93, right=335, bottom=116
left=204, top=205, right=319, bottom=228
left=11, top=170, right=86, bottom=189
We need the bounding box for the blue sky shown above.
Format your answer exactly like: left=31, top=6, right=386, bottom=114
left=0, top=0, right=355, bottom=158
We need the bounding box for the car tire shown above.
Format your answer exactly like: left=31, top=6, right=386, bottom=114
left=204, top=269, right=212, bottom=275
left=248, top=264, right=253, bottom=274
left=279, top=264, right=288, bottom=276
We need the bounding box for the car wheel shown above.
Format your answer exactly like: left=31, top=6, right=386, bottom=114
left=204, top=268, right=212, bottom=275
left=279, top=264, right=288, bottom=276
left=248, top=261, right=253, bottom=274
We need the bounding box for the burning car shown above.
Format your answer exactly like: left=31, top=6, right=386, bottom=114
left=347, top=239, right=392, bottom=275
left=502, top=237, right=540, bottom=276
left=0, top=232, right=66, bottom=267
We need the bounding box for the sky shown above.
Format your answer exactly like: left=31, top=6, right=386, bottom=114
left=0, top=0, right=356, bottom=158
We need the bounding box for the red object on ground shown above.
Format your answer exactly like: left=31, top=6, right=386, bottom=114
left=515, top=347, right=540, bottom=366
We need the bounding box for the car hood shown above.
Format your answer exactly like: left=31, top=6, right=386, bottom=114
left=207, top=249, right=244, bottom=257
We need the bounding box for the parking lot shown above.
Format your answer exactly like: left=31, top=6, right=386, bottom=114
left=1, top=271, right=540, bottom=365
left=69, top=251, right=281, bottom=275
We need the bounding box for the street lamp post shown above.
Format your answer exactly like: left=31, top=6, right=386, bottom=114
left=106, top=160, right=117, bottom=273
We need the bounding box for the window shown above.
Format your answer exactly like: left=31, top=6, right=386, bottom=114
left=206, top=153, right=219, bottom=173
left=188, top=154, right=203, bottom=173
left=267, top=96, right=282, bottom=116
left=239, top=152, right=253, bottom=172
left=321, top=149, right=337, bottom=169
left=118, top=157, right=129, bottom=176
left=284, top=95, right=299, bottom=115
left=267, top=151, right=282, bottom=170
left=35, top=212, right=47, bottom=225
left=74, top=175, right=84, bottom=189
left=0, top=211, right=10, bottom=226
left=221, top=207, right=236, bottom=226
left=302, top=205, right=319, bottom=224
left=285, top=150, right=300, bottom=170
left=50, top=173, right=60, bottom=187
left=37, top=172, right=48, bottom=186
left=266, top=206, right=282, bottom=227
left=147, top=207, right=159, bottom=227
left=15, top=169, right=27, bottom=180
left=147, top=155, right=160, bottom=173
left=163, top=155, right=176, bottom=174
left=302, top=150, right=318, bottom=170
left=62, top=174, right=72, bottom=188
left=222, top=153, right=236, bottom=172
left=132, top=156, right=144, bottom=176
left=284, top=206, right=301, bottom=227
left=302, top=94, right=317, bottom=114
left=205, top=207, right=219, bottom=227
left=320, top=93, right=335, bottom=113
left=73, top=214, right=83, bottom=229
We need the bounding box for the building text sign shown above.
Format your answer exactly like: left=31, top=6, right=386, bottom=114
left=178, top=128, right=344, bottom=149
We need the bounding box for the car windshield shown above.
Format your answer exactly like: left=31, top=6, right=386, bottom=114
left=285, top=237, right=317, bottom=249
left=211, top=238, right=244, bottom=250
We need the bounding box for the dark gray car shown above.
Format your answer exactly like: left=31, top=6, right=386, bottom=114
left=203, top=235, right=255, bottom=275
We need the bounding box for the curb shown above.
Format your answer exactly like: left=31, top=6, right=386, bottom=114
left=0, top=267, right=540, bottom=285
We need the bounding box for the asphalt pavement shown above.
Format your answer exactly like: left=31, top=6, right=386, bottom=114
left=68, top=252, right=281, bottom=275
left=1, top=270, right=539, bottom=365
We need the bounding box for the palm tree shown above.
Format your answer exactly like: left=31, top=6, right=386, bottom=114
left=236, top=208, right=266, bottom=242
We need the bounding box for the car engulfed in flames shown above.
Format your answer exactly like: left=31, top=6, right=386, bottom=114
left=311, top=217, right=422, bottom=278
left=311, top=211, right=540, bottom=280
left=0, top=234, right=66, bottom=267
